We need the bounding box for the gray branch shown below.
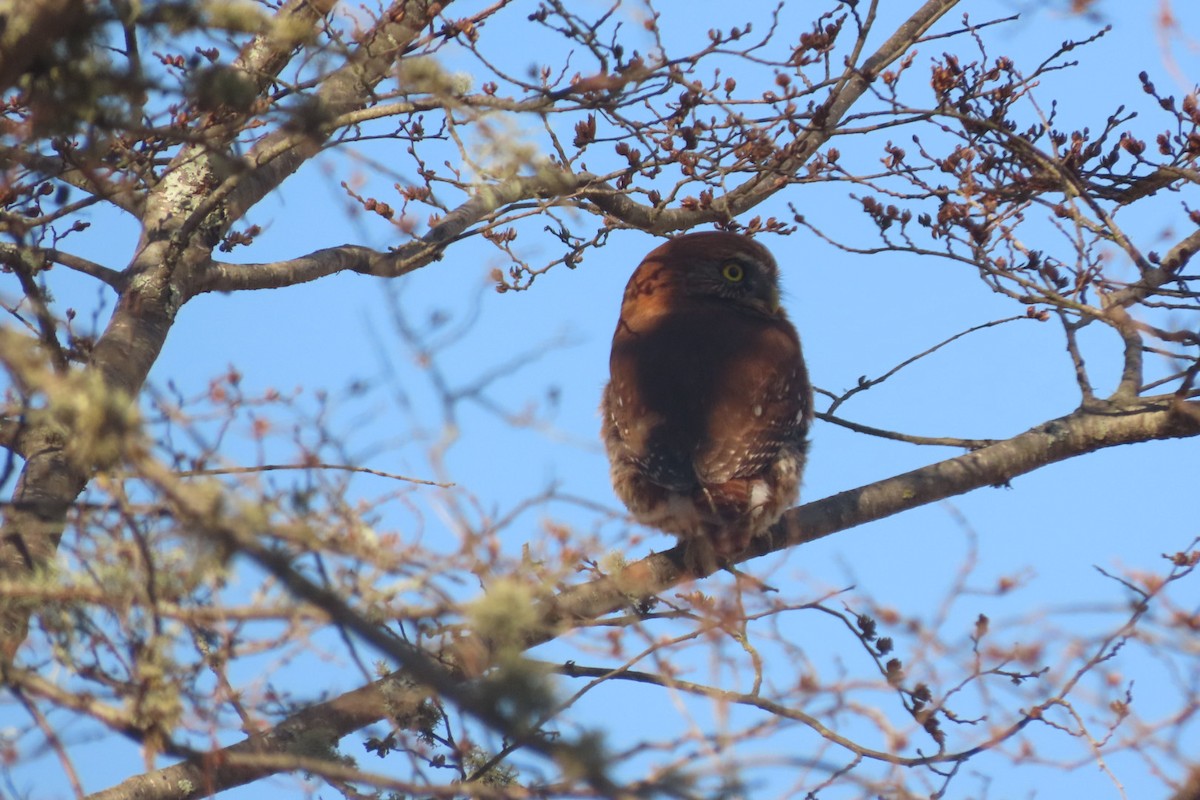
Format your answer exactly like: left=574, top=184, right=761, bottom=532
left=85, top=397, right=1200, bottom=800
left=581, top=0, right=961, bottom=232
left=221, top=0, right=450, bottom=227
left=191, top=171, right=580, bottom=296
left=1107, top=227, right=1200, bottom=310
left=0, top=244, right=124, bottom=289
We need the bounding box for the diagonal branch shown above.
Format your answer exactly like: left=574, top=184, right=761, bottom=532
left=87, top=397, right=1200, bottom=800
left=1106, top=227, right=1200, bottom=310
left=82, top=454, right=640, bottom=800
left=191, top=171, right=579, bottom=295
left=221, top=0, right=452, bottom=227
left=229, top=0, right=340, bottom=90
left=134, top=0, right=343, bottom=245
left=190, top=0, right=961, bottom=288
left=0, top=147, right=146, bottom=216
left=825, top=315, right=1030, bottom=415
left=579, top=0, right=962, bottom=233
left=0, top=243, right=125, bottom=290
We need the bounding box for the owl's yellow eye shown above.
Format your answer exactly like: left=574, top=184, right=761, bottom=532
left=721, top=262, right=745, bottom=282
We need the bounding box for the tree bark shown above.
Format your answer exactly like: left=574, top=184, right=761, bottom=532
left=0, top=0, right=452, bottom=663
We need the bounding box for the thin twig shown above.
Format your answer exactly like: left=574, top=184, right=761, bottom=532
left=826, top=315, right=1028, bottom=414
left=175, top=462, right=452, bottom=488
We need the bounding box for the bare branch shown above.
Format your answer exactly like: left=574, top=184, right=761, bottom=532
left=1059, top=313, right=1096, bottom=403
left=545, top=661, right=1033, bottom=769
left=91, top=397, right=1200, bottom=799
left=0, top=243, right=125, bottom=290
left=0, top=147, right=146, bottom=216
left=1107, top=228, right=1200, bottom=309
left=229, top=0, right=340, bottom=90
left=221, top=0, right=450, bottom=227
left=816, top=412, right=995, bottom=449
left=176, top=462, right=451, bottom=488
left=581, top=0, right=965, bottom=232
left=90, top=454, right=643, bottom=800
left=826, top=315, right=1030, bottom=414
left=192, top=171, right=582, bottom=295
left=1101, top=303, right=1144, bottom=401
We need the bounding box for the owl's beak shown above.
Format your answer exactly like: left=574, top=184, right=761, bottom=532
left=767, top=286, right=782, bottom=314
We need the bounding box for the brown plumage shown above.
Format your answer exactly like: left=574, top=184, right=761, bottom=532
left=601, top=232, right=812, bottom=572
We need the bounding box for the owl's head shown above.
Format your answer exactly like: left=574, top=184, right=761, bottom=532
left=624, top=232, right=783, bottom=318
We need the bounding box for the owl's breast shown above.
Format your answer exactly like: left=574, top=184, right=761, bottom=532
left=606, top=302, right=805, bottom=487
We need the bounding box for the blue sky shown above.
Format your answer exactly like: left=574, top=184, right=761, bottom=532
left=6, top=1, right=1200, bottom=797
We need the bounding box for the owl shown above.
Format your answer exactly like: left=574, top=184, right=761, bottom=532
left=601, top=231, right=812, bottom=573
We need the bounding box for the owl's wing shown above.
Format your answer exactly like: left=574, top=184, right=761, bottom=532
left=602, top=375, right=701, bottom=492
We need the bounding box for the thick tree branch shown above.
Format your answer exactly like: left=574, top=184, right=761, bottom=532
left=89, top=398, right=1200, bottom=800
left=770, top=399, right=1200, bottom=553
left=1107, top=227, right=1200, bottom=310
left=196, top=245, right=396, bottom=295
left=229, top=0, right=339, bottom=90
left=192, top=171, right=579, bottom=295
left=580, top=0, right=962, bottom=232
left=220, top=0, right=450, bottom=227
left=0, top=240, right=184, bottom=664
left=0, top=0, right=353, bottom=665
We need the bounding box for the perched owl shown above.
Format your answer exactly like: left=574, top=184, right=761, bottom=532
left=601, top=232, right=812, bottom=573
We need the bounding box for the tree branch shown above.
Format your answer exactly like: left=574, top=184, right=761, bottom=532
left=768, top=400, right=1199, bottom=555
left=816, top=412, right=995, bottom=449
left=191, top=0, right=960, bottom=281
left=584, top=0, right=961, bottom=232
left=0, top=147, right=146, bottom=216
left=544, top=661, right=1032, bottom=769
left=221, top=0, right=450, bottom=227
left=88, top=397, right=1200, bottom=800
left=0, top=243, right=125, bottom=290
left=229, top=0, right=339, bottom=91
left=1106, top=227, right=1200, bottom=310
left=192, top=171, right=580, bottom=295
